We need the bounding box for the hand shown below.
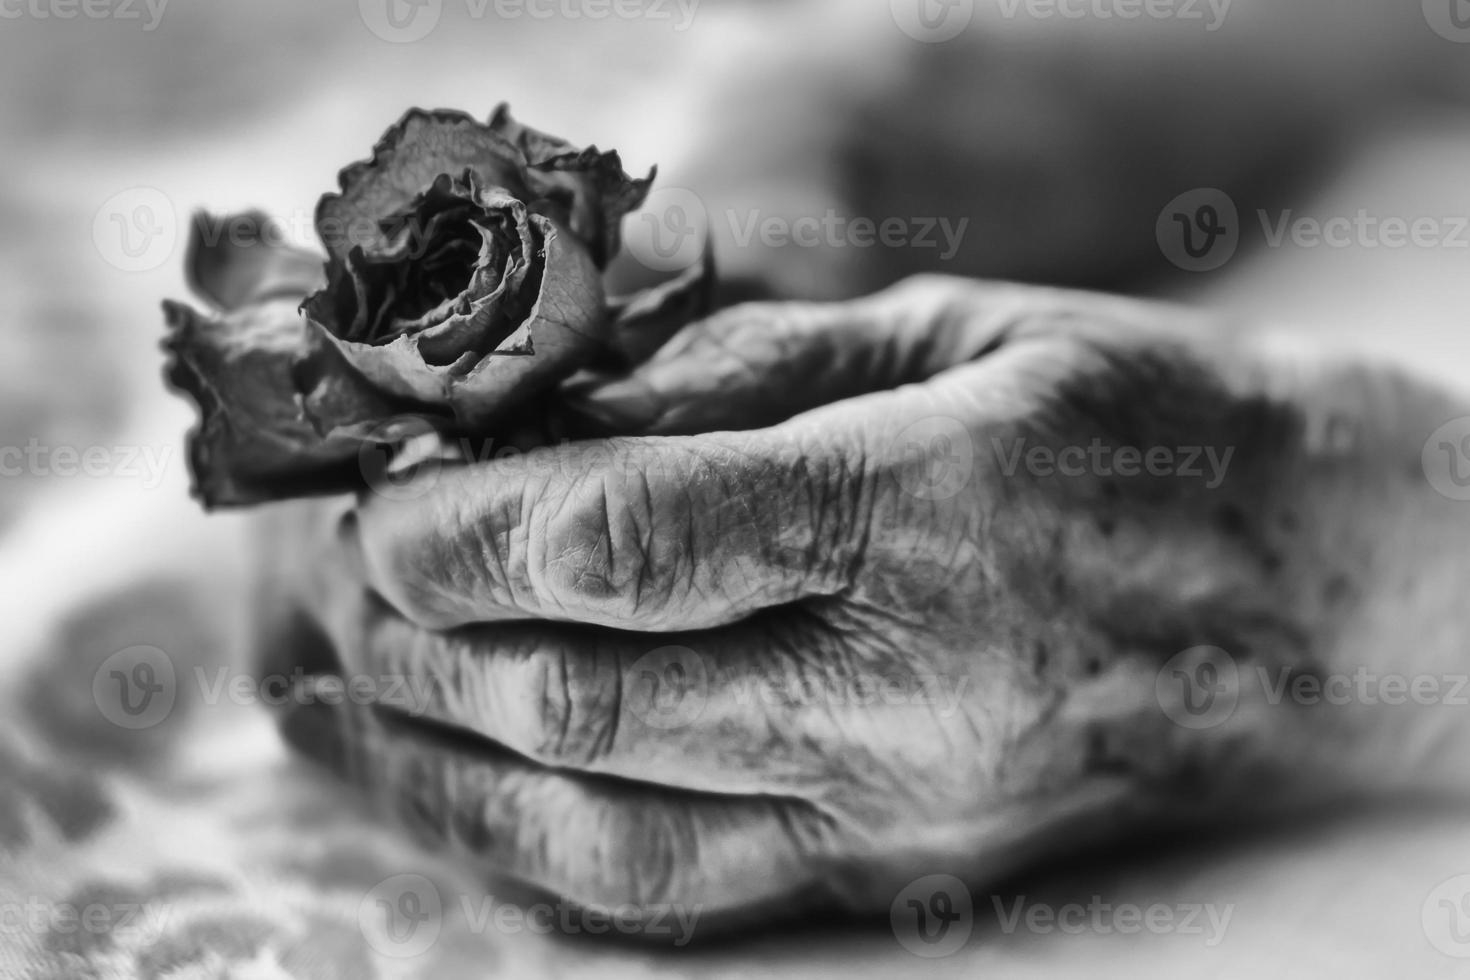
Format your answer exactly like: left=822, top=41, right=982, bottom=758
left=260, top=276, right=1470, bottom=929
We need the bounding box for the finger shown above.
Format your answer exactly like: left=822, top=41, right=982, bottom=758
left=354, top=427, right=867, bottom=632
left=560, top=276, right=1170, bottom=437
left=250, top=497, right=362, bottom=682
left=589, top=244, right=716, bottom=373
left=278, top=698, right=833, bottom=918
left=349, top=597, right=943, bottom=801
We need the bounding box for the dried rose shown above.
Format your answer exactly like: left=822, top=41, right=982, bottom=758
left=163, top=106, right=711, bottom=509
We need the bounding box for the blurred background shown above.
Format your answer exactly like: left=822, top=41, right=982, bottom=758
left=3, top=0, right=1470, bottom=976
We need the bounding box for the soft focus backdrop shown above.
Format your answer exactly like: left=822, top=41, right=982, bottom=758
left=3, top=1, right=1470, bottom=976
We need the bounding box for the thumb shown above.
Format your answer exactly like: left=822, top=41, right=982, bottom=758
left=559, top=276, right=1075, bottom=437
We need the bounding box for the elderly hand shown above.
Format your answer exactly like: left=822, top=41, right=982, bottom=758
left=259, top=276, right=1470, bottom=930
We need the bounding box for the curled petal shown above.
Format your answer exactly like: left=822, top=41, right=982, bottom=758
left=488, top=103, right=653, bottom=267
left=315, top=106, right=651, bottom=271
left=185, top=211, right=323, bottom=312
left=308, top=215, right=606, bottom=434
left=162, top=298, right=399, bottom=508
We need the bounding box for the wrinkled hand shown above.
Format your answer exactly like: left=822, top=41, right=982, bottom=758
left=259, top=276, right=1470, bottom=928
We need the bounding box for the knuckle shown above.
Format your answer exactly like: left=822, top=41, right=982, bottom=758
left=443, top=491, right=520, bottom=613
left=519, top=643, right=622, bottom=768
left=795, top=435, right=872, bottom=593
left=875, top=274, right=988, bottom=327
left=536, top=467, right=661, bottom=622
left=364, top=487, right=521, bottom=629
left=587, top=804, right=688, bottom=908
left=669, top=300, right=815, bottom=369
left=685, top=301, right=774, bottom=347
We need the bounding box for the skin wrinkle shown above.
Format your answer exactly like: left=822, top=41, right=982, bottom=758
left=798, top=453, right=828, bottom=589
left=675, top=453, right=723, bottom=613
left=577, top=471, right=620, bottom=609
left=567, top=640, right=622, bottom=769
left=650, top=805, right=689, bottom=908
left=695, top=443, right=753, bottom=610
left=600, top=470, right=621, bottom=597
left=456, top=491, right=511, bottom=624
left=283, top=276, right=1470, bottom=920
left=547, top=480, right=605, bottom=611
left=541, top=643, right=573, bottom=764
left=367, top=706, right=798, bottom=910
left=780, top=636, right=915, bottom=806
left=503, top=506, right=534, bottom=616
left=456, top=633, right=491, bottom=728
left=832, top=433, right=873, bottom=593
left=679, top=487, right=724, bottom=612
left=797, top=633, right=955, bottom=810
left=507, top=472, right=543, bottom=616
left=675, top=460, right=730, bottom=617
left=774, top=431, right=856, bottom=598
left=681, top=487, right=700, bottom=615
left=382, top=618, right=788, bottom=800
left=630, top=469, right=657, bottom=616
left=602, top=635, right=624, bottom=764
left=524, top=469, right=572, bottom=619
left=717, top=455, right=765, bottom=605
left=386, top=609, right=698, bottom=788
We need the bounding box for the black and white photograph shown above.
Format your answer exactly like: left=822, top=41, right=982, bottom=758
left=4, top=0, right=1470, bottom=976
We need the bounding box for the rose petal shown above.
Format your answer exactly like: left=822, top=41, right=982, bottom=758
left=185, top=211, right=323, bottom=312
left=448, top=214, right=607, bottom=428
left=162, top=298, right=398, bottom=508
left=308, top=216, right=605, bottom=432
left=396, top=180, right=537, bottom=362
left=314, top=108, right=532, bottom=263
left=488, top=104, right=654, bottom=268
